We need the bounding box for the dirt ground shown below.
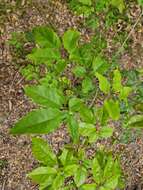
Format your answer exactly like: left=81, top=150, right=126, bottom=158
left=0, top=0, right=143, bottom=190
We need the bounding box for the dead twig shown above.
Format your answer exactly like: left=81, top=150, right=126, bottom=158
left=114, top=10, right=143, bottom=59
left=2, top=180, right=6, bottom=190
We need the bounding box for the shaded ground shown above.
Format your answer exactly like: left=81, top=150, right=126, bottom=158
left=0, top=0, right=143, bottom=189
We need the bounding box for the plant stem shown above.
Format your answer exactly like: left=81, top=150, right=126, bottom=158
left=89, top=88, right=99, bottom=108
left=114, top=9, right=143, bottom=59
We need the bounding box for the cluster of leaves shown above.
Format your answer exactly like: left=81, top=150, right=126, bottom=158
left=8, top=0, right=143, bottom=188
left=119, top=69, right=143, bottom=143
left=28, top=137, right=124, bottom=190
left=10, top=26, right=143, bottom=190
left=11, top=27, right=132, bottom=136
left=8, top=31, right=42, bottom=80
left=68, top=0, right=126, bottom=29
left=8, top=32, right=27, bottom=58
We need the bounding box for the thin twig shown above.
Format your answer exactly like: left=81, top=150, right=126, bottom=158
left=114, top=10, right=143, bottom=59
left=2, top=180, right=6, bottom=190
left=89, top=89, right=99, bottom=108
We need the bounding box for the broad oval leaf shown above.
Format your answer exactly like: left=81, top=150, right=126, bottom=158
left=96, top=72, right=110, bottom=94
left=102, top=175, right=119, bottom=190
left=39, top=175, right=54, bottom=190
left=82, top=77, right=94, bottom=94
left=33, top=26, right=61, bottom=48
left=110, top=0, right=125, bottom=13
left=79, top=122, right=98, bottom=143
left=112, top=69, right=122, bottom=93
left=59, top=149, right=69, bottom=166
left=62, top=29, right=80, bottom=53
left=119, top=86, right=132, bottom=101
left=92, top=56, right=109, bottom=75
left=99, top=126, right=113, bottom=138
left=73, top=66, right=86, bottom=77
left=104, top=99, right=120, bottom=120
left=103, top=155, right=114, bottom=178
left=127, top=115, right=143, bottom=128
left=92, top=157, right=102, bottom=184
left=69, top=98, right=83, bottom=112
left=32, top=138, right=57, bottom=166
left=74, top=166, right=87, bottom=187
left=27, top=48, right=61, bottom=63
left=27, top=166, right=57, bottom=184
left=64, top=164, right=78, bottom=177
left=79, top=105, right=95, bottom=124
left=52, top=173, right=64, bottom=189
left=25, top=85, right=65, bottom=109
left=10, top=108, right=64, bottom=134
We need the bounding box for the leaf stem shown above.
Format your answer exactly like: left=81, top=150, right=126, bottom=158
left=89, top=88, right=99, bottom=108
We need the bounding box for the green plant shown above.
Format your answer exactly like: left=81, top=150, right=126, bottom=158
left=0, top=159, right=8, bottom=170
left=8, top=32, right=27, bottom=58
left=28, top=137, right=124, bottom=190
left=10, top=27, right=132, bottom=134
left=10, top=27, right=135, bottom=189
left=138, top=0, right=143, bottom=6
left=68, top=0, right=125, bottom=29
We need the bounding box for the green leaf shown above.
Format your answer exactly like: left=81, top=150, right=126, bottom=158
left=127, top=115, right=143, bottom=128
left=59, top=149, right=77, bottom=166
left=74, top=166, right=87, bottom=187
left=67, top=115, right=79, bottom=143
left=112, top=69, right=122, bottom=93
left=138, top=0, right=143, bottom=6
left=59, top=149, right=69, bottom=166
left=92, top=157, right=102, bottom=184
left=82, top=77, right=94, bottom=94
left=64, top=164, right=78, bottom=177
left=78, top=149, right=86, bottom=160
left=99, top=126, right=113, bottom=138
left=62, top=29, right=80, bottom=53
left=79, top=105, right=94, bottom=123
left=79, top=122, right=95, bottom=134
left=52, top=173, right=64, bottom=189
left=69, top=98, right=83, bottom=112
left=103, top=155, right=114, bottom=178
left=103, top=175, right=119, bottom=190
left=110, top=0, right=125, bottom=13
left=104, top=99, right=120, bottom=120
left=69, top=0, right=93, bottom=16
left=119, top=87, right=132, bottom=101
left=73, top=66, right=86, bottom=77
left=32, top=138, right=57, bottom=166
left=94, top=107, right=106, bottom=125
left=11, top=108, right=63, bottom=134
left=92, top=56, right=109, bottom=75
left=79, top=0, right=92, bottom=5
left=79, top=122, right=98, bottom=143
left=39, top=176, right=54, bottom=190
left=81, top=183, right=97, bottom=190
left=28, top=166, right=56, bottom=184
left=25, top=85, right=65, bottom=109
left=27, top=48, right=61, bottom=63
left=33, top=26, right=61, bottom=48
left=55, top=59, right=67, bottom=74
left=96, top=73, right=110, bottom=94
